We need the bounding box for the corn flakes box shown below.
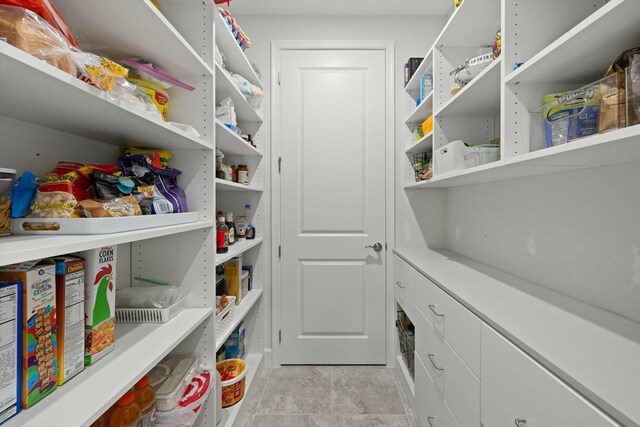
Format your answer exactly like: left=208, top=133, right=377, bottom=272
left=80, top=247, right=116, bottom=366
left=0, top=260, right=58, bottom=409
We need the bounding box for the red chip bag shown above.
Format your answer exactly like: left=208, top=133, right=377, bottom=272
left=28, top=162, right=94, bottom=218
left=0, top=0, right=79, bottom=47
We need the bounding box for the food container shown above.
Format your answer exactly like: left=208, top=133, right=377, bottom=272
left=149, top=356, right=199, bottom=412
left=434, top=140, right=467, bottom=175
left=216, top=359, right=247, bottom=408
left=127, top=77, right=170, bottom=121
left=0, top=168, right=16, bottom=236
left=627, top=62, right=640, bottom=127
left=463, top=145, right=500, bottom=168
left=421, top=115, right=433, bottom=135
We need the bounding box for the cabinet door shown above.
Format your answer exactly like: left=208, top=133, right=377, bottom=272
left=394, top=255, right=419, bottom=321
left=415, top=352, right=459, bottom=427
left=481, top=325, right=620, bottom=427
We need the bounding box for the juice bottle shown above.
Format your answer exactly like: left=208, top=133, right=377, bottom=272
left=110, top=391, right=141, bottom=427
left=91, top=406, right=114, bottom=427
left=133, top=376, right=156, bottom=427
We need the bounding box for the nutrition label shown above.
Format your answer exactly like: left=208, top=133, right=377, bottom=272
left=0, top=283, right=18, bottom=423
left=64, top=269, right=85, bottom=380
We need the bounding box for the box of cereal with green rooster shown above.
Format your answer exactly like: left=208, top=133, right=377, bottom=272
left=0, top=259, right=58, bottom=408
left=81, top=247, right=116, bottom=366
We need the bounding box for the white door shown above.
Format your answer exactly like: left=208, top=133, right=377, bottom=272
left=279, top=49, right=387, bottom=364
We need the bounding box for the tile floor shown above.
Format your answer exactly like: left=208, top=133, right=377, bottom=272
left=235, top=366, right=417, bottom=427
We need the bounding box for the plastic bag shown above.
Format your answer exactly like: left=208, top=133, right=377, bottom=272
left=77, top=196, right=142, bottom=218
left=10, top=171, right=39, bottom=218
left=28, top=162, right=94, bottom=218
left=121, top=57, right=195, bottom=91
left=155, top=368, right=214, bottom=427
left=215, top=97, right=236, bottom=125
left=0, top=5, right=76, bottom=75
left=116, top=284, right=186, bottom=309
left=0, top=0, right=79, bottom=46
left=231, top=73, right=263, bottom=109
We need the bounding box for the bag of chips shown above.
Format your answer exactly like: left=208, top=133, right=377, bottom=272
left=28, top=162, right=94, bottom=218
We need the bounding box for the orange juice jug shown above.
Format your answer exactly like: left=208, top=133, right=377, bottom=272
left=133, top=376, right=156, bottom=427
left=91, top=406, right=114, bottom=427
left=110, top=391, right=141, bottom=427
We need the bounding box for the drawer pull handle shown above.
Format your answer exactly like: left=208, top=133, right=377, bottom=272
left=427, top=416, right=437, bottom=427
left=427, top=353, right=444, bottom=371
left=514, top=419, right=527, bottom=427
left=396, top=281, right=406, bottom=289
left=428, top=304, right=444, bottom=317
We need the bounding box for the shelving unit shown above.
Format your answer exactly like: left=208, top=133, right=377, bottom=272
left=405, top=91, right=434, bottom=126
left=215, top=289, right=264, bottom=350
left=405, top=132, right=433, bottom=155
left=215, top=62, right=264, bottom=124
left=215, top=238, right=264, bottom=266
left=216, top=178, right=264, bottom=192
left=216, top=119, right=263, bottom=157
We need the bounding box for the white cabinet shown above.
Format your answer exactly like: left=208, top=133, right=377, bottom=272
left=415, top=352, right=459, bottom=427
left=394, top=254, right=418, bottom=322
left=481, top=325, right=620, bottom=427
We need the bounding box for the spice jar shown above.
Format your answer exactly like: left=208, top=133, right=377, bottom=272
left=231, top=165, right=239, bottom=183
left=238, top=165, right=249, bottom=185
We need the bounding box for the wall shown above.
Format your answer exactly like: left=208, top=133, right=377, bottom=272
left=445, top=162, right=640, bottom=324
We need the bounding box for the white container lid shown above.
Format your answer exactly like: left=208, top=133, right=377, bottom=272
left=0, top=167, right=17, bottom=175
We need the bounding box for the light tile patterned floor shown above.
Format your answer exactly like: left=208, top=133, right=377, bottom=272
left=234, top=366, right=417, bottom=427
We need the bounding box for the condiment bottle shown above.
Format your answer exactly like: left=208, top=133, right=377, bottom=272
left=237, top=165, right=249, bottom=185
left=217, top=215, right=229, bottom=254
left=226, top=212, right=236, bottom=246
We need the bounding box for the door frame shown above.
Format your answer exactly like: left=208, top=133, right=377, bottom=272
left=270, top=40, right=396, bottom=367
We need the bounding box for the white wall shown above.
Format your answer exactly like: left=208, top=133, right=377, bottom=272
left=445, top=162, right=640, bottom=324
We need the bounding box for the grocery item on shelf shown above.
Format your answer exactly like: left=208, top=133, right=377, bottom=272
left=242, top=265, right=252, bottom=292
left=421, top=115, right=433, bottom=136
left=237, top=164, right=249, bottom=185
left=216, top=294, right=233, bottom=319
left=412, top=127, right=424, bottom=142
left=215, top=43, right=225, bottom=67
left=225, top=211, right=236, bottom=246
left=219, top=8, right=251, bottom=51
left=133, top=375, right=156, bottom=427
left=235, top=215, right=247, bottom=241
left=216, top=149, right=232, bottom=181
left=216, top=347, right=225, bottom=364
left=127, top=77, right=170, bottom=121
left=601, top=47, right=640, bottom=131
left=0, top=259, right=58, bottom=409
left=217, top=213, right=230, bottom=254
left=231, top=73, right=264, bottom=109
left=450, top=51, right=493, bottom=92
left=115, top=281, right=187, bottom=323
left=455, top=0, right=463, bottom=8
left=420, top=73, right=433, bottom=102
left=148, top=356, right=198, bottom=412
left=493, top=28, right=502, bottom=60
left=0, top=168, right=15, bottom=236
left=78, top=196, right=142, bottom=218
left=0, top=0, right=78, bottom=47
left=244, top=204, right=255, bottom=240
left=54, top=256, right=85, bottom=385
left=413, top=152, right=433, bottom=182
left=28, top=162, right=94, bottom=219
left=216, top=97, right=237, bottom=127
left=216, top=358, right=246, bottom=408
left=9, top=171, right=38, bottom=219
left=0, top=280, right=22, bottom=424
left=225, top=257, right=242, bottom=304
left=404, top=57, right=422, bottom=86
left=120, top=58, right=195, bottom=91
left=628, top=61, right=640, bottom=127
left=155, top=368, right=213, bottom=427
left=224, top=322, right=245, bottom=360
left=110, top=391, right=142, bottom=427
left=81, top=247, right=116, bottom=366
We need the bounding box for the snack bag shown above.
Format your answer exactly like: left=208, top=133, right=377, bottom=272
left=28, top=162, right=94, bottom=218
left=0, top=0, right=79, bottom=47
left=78, top=196, right=142, bottom=218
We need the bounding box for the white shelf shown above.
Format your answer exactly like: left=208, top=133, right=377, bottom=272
left=5, top=308, right=212, bottom=427
left=405, top=50, right=433, bottom=97
left=216, top=290, right=264, bottom=350
left=1, top=221, right=212, bottom=267
left=505, top=0, right=640, bottom=85
left=435, top=58, right=501, bottom=118
left=215, top=63, right=263, bottom=124
left=405, top=91, right=434, bottom=126
left=215, top=9, right=262, bottom=88
left=435, top=0, right=500, bottom=47
left=215, top=238, right=264, bottom=266
left=0, top=43, right=213, bottom=151
left=218, top=353, right=265, bottom=427
left=216, top=119, right=263, bottom=157
left=55, top=0, right=213, bottom=78
left=396, top=355, right=415, bottom=398
left=405, top=125, right=640, bottom=189
left=405, top=132, right=433, bottom=155
left=216, top=178, right=264, bottom=192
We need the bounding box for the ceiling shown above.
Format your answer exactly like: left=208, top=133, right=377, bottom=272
left=225, top=0, right=453, bottom=16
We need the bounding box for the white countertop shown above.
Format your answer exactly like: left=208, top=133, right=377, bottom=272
left=394, top=248, right=640, bottom=427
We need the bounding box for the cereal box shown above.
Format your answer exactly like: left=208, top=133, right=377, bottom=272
left=0, top=260, right=58, bottom=409
left=0, top=280, right=22, bottom=424
left=54, top=256, right=85, bottom=385
left=80, top=247, right=116, bottom=366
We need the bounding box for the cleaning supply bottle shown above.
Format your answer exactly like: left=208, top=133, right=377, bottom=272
left=110, top=391, right=141, bottom=427
left=133, top=375, right=156, bottom=427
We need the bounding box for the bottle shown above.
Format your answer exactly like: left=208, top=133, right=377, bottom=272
left=133, top=375, right=156, bottom=427
left=91, top=407, right=114, bottom=427
left=216, top=214, right=229, bottom=254
left=226, top=212, right=236, bottom=246
left=244, top=204, right=256, bottom=240
left=235, top=215, right=247, bottom=241
left=110, top=391, right=141, bottom=427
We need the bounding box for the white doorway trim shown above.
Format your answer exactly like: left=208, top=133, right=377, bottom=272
left=270, top=40, right=395, bottom=367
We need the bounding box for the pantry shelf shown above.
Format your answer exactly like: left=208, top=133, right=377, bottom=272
left=435, top=57, right=501, bottom=118
left=216, top=63, right=264, bottom=124
left=405, top=91, right=434, bottom=126
left=3, top=308, right=212, bottom=427
left=404, top=50, right=433, bottom=98
left=216, top=178, right=264, bottom=192
left=0, top=221, right=212, bottom=267
left=215, top=238, right=264, bottom=266
left=505, top=0, right=640, bottom=85
left=215, top=9, right=262, bottom=88
left=405, top=132, right=433, bottom=155
left=435, top=0, right=500, bottom=47
left=219, top=353, right=265, bottom=427
left=216, top=119, right=263, bottom=157
left=216, top=290, right=264, bottom=350
left=0, top=43, right=213, bottom=151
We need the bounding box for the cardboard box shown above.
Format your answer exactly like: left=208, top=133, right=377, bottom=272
left=54, top=256, right=85, bottom=385
left=80, top=247, right=116, bottom=366
left=0, top=260, right=57, bottom=409
left=224, top=322, right=245, bottom=360
left=0, top=280, right=22, bottom=424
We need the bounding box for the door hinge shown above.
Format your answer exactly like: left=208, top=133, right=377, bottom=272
left=278, top=156, right=282, bottom=174
left=279, top=329, right=282, bottom=343
left=278, top=72, right=281, bottom=85
left=278, top=245, right=282, bottom=259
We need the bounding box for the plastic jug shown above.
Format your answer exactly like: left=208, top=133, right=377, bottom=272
left=133, top=376, right=156, bottom=427
left=110, top=391, right=141, bottom=427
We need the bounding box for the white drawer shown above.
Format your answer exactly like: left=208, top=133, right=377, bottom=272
left=481, top=325, right=621, bottom=427
left=415, top=310, right=480, bottom=427
left=415, top=352, right=459, bottom=427
left=414, top=275, right=481, bottom=377
left=394, top=255, right=417, bottom=321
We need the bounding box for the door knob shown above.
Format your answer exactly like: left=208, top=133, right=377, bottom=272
left=365, top=242, right=383, bottom=252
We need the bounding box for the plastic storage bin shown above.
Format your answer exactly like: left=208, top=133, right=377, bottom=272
left=530, top=73, right=624, bottom=151
left=434, top=140, right=467, bottom=175
left=627, top=62, right=640, bottom=127
left=464, top=145, right=500, bottom=168
left=115, top=295, right=187, bottom=323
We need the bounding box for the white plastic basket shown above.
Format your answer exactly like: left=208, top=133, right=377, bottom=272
left=116, top=295, right=187, bottom=323
left=215, top=296, right=236, bottom=338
